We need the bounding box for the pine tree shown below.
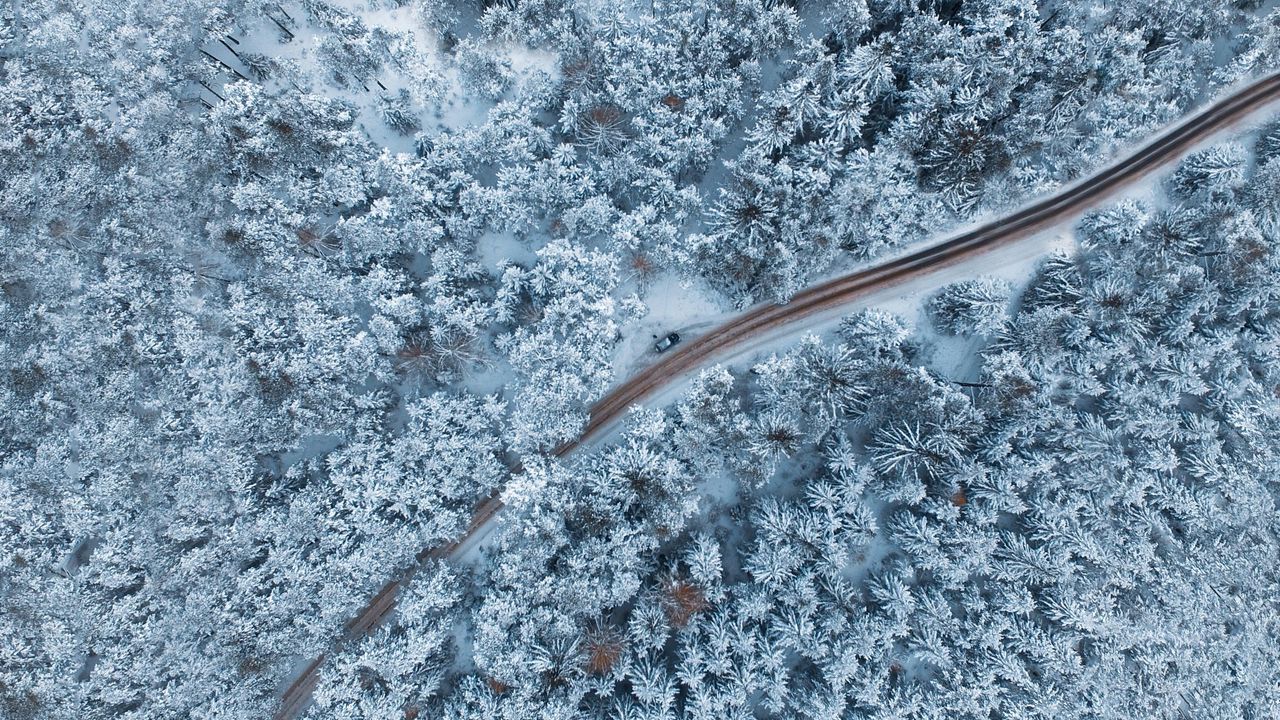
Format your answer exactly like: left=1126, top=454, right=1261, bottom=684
left=927, top=278, right=1013, bottom=336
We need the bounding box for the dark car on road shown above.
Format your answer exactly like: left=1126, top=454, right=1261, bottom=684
left=654, top=331, right=681, bottom=353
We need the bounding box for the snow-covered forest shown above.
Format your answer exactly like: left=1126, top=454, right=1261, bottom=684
left=3, top=0, right=1280, bottom=717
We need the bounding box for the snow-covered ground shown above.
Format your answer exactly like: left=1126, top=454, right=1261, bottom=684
left=612, top=273, right=731, bottom=380
left=474, top=228, right=538, bottom=270
left=197, top=0, right=556, bottom=154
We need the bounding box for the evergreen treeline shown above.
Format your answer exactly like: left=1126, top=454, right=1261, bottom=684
left=3, top=0, right=1280, bottom=716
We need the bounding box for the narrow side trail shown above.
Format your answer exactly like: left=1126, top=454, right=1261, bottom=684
left=275, top=71, right=1280, bottom=719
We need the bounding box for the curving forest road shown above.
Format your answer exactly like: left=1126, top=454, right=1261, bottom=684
left=274, top=71, right=1280, bottom=719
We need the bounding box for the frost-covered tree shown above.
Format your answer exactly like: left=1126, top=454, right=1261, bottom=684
left=495, top=238, right=625, bottom=450
left=376, top=89, right=421, bottom=135
left=308, top=564, right=463, bottom=719
left=927, top=278, right=1014, bottom=336
left=1169, top=143, right=1247, bottom=200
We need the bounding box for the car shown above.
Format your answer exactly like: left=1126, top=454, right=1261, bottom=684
left=653, top=331, right=681, bottom=353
